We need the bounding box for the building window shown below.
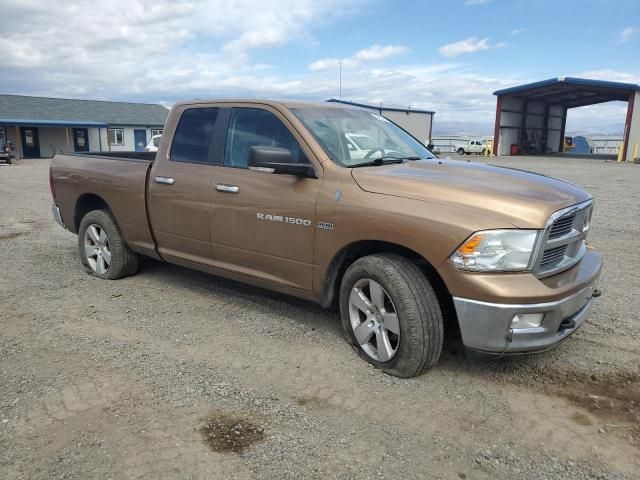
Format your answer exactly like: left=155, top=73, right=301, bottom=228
left=151, top=128, right=163, bottom=137
left=108, top=128, right=124, bottom=145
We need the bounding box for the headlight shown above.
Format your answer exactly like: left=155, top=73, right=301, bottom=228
left=450, top=229, right=541, bottom=272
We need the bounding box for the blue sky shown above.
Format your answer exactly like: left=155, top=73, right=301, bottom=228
left=1, top=0, right=639, bottom=133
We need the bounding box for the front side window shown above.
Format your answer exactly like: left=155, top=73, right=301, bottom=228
left=108, top=128, right=124, bottom=146
left=292, top=107, right=435, bottom=167
left=170, top=107, right=219, bottom=164
left=224, top=108, right=303, bottom=168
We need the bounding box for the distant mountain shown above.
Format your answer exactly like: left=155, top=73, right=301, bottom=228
left=433, top=121, right=625, bottom=138
left=566, top=123, right=624, bottom=137
left=432, top=121, right=493, bottom=137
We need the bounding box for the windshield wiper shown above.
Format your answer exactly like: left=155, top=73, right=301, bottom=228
left=351, top=157, right=405, bottom=168
left=351, top=155, right=426, bottom=168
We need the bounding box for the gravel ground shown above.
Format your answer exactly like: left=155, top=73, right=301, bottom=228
left=0, top=156, right=639, bottom=479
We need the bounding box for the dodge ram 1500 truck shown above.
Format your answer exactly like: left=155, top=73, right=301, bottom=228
left=50, top=100, right=602, bottom=378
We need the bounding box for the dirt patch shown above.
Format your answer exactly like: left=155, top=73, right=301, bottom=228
left=544, top=371, right=640, bottom=443
left=295, top=395, right=329, bottom=410
left=0, top=231, right=25, bottom=240
left=199, top=412, right=266, bottom=453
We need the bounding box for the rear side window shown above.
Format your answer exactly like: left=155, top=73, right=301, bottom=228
left=170, top=108, right=219, bottom=164
left=224, top=108, right=303, bottom=168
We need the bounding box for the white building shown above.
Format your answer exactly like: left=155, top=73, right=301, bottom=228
left=0, top=94, right=168, bottom=158
left=327, top=99, right=435, bottom=145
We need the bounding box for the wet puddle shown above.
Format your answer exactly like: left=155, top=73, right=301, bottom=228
left=199, top=412, right=266, bottom=453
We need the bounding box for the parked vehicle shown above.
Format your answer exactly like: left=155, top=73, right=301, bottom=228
left=144, top=134, right=162, bottom=152
left=50, top=100, right=602, bottom=378
left=455, top=139, right=487, bottom=155
left=0, top=141, right=17, bottom=164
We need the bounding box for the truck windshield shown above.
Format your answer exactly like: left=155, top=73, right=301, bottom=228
left=291, top=107, right=435, bottom=167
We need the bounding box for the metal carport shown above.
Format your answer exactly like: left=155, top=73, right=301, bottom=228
left=492, top=77, right=640, bottom=161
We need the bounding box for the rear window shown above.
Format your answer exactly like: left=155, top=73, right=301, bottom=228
left=170, top=108, right=219, bottom=164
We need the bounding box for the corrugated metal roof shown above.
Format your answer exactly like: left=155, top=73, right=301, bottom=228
left=493, top=77, right=640, bottom=96
left=0, top=94, right=169, bottom=126
left=326, top=99, right=435, bottom=114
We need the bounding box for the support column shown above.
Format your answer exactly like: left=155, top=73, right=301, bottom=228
left=558, top=107, right=567, bottom=153
left=492, top=96, right=502, bottom=155
left=622, top=91, right=636, bottom=162
left=15, top=126, right=23, bottom=159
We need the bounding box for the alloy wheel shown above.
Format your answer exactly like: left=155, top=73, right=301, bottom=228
left=83, top=224, right=111, bottom=274
left=348, top=278, right=400, bottom=362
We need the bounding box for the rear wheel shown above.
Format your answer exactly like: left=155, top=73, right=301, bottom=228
left=339, top=254, right=444, bottom=378
left=78, top=210, right=139, bottom=279
left=457, top=148, right=465, bottom=155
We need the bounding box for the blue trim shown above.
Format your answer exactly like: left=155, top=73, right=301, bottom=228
left=494, top=77, right=640, bottom=96
left=326, top=98, right=435, bottom=114
left=0, top=118, right=109, bottom=127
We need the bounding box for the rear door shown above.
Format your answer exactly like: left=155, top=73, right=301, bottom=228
left=147, top=105, right=227, bottom=266
left=211, top=105, right=322, bottom=292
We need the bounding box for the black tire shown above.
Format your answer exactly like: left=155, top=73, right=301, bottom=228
left=339, top=254, right=443, bottom=378
left=457, top=148, right=465, bottom=155
left=78, top=209, right=139, bottom=280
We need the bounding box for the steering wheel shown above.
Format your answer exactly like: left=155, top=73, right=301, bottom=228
left=364, top=148, right=386, bottom=159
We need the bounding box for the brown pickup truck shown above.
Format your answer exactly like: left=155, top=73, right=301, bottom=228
left=50, top=99, right=602, bottom=377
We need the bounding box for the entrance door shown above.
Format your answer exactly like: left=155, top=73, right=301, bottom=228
left=20, top=127, right=41, bottom=158
left=73, top=128, right=89, bottom=152
left=211, top=106, right=321, bottom=292
left=134, top=129, right=147, bottom=152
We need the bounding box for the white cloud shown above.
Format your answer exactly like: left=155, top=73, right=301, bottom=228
left=0, top=1, right=635, bottom=133
left=309, top=44, right=408, bottom=71
left=496, top=41, right=507, bottom=48
left=510, top=28, right=526, bottom=35
left=618, top=26, right=638, bottom=43
left=464, top=0, right=493, bottom=5
left=439, top=37, right=490, bottom=57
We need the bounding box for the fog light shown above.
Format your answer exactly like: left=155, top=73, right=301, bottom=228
left=511, top=313, right=544, bottom=329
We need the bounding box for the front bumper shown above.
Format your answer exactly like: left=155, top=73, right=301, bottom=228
left=52, top=205, right=67, bottom=229
left=453, top=277, right=599, bottom=355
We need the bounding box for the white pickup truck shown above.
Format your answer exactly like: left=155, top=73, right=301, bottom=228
left=455, top=140, right=487, bottom=155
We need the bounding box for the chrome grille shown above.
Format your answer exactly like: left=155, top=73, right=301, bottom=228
left=534, top=200, right=593, bottom=278
left=549, top=212, right=576, bottom=238
left=540, top=245, right=568, bottom=266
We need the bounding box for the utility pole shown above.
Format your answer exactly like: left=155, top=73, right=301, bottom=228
left=339, top=61, right=342, bottom=100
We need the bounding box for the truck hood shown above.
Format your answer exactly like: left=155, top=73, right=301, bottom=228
left=351, top=159, right=591, bottom=228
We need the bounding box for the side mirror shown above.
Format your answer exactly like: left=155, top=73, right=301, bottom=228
left=248, top=146, right=317, bottom=178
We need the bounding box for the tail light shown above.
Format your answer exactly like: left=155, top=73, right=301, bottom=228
left=49, top=165, right=56, bottom=199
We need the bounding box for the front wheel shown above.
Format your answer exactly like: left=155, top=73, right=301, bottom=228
left=78, top=209, right=139, bottom=279
left=339, top=254, right=443, bottom=378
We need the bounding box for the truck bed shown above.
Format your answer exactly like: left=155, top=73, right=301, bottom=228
left=51, top=151, right=157, bottom=258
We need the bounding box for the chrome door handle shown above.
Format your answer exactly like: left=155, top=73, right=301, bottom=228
left=154, top=176, right=175, bottom=185
left=215, top=184, right=239, bottom=194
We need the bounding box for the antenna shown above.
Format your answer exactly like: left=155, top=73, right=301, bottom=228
left=339, top=61, right=342, bottom=100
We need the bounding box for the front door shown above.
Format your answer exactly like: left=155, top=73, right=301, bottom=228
left=20, top=127, right=40, bottom=158
left=147, top=106, right=225, bottom=266
left=211, top=106, right=321, bottom=292
left=73, top=128, right=89, bottom=152
left=134, top=129, right=147, bottom=152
